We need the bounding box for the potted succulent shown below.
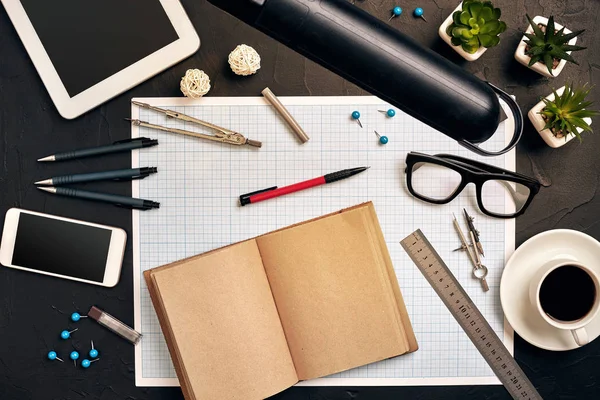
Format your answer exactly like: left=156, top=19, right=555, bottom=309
left=528, top=84, right=599, bottom=148
left=439, top=0, right=507, bottom=61
left=515, top=15, right=586, bottom=78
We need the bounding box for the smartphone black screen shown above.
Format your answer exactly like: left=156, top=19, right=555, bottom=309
left=11, top=213, right=112, bottom=282
left=20, top=0, right=180, bottom=97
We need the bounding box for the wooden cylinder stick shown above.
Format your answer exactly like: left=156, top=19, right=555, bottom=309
left=261, top=87, right=310, bottom=143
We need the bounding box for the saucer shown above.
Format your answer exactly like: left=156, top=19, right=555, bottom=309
left=500, top=229, right=600, bottom=351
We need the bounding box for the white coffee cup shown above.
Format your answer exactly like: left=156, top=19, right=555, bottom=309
left=529, top=261, right=600, bottom=347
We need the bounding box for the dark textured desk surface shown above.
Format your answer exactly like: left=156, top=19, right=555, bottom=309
left=1, top=0, right=599, bottom=399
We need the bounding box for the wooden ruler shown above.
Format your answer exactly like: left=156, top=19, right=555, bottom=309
left=401, top=229, right=543, bottom=400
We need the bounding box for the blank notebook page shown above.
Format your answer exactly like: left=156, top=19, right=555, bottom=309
left=256, top=204, right=414, bottom=380
left=147, top=240, right=297, bottom=399
left=132, top=96, right=514, bottom=387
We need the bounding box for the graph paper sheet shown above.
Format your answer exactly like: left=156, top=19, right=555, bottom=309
left=132, top=96, right=515, bottom=387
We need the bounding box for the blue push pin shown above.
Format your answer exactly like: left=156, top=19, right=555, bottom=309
left=388, top=6, right=402, bottom=21
left=60, top=328, right=78, bottom=340
left=47, top=351, right=63, bottom=363
left=351, top=111, right=363, bottom=128
left=89, top=340, right=99, bottom=359
left=378, top=108, right=396, bottom=118
left=71, top=312, right=88, bottom=322
left=414, top=7, right=427, bottom=22
left=374, top=130, right=389, bottom=145
left=81, top=359, right=99, bottom=369
left=70, top=351, right=79, bottom=367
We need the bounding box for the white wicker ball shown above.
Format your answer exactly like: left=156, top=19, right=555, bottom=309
left=180, top=69, right=211, bottom=98
left=228, top=44, right=261, bottom=76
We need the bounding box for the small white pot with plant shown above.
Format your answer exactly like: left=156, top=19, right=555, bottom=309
left=515, top=15, right=586, bottom=78
left=528, top=84, right=599, bottom=148
left=439, top=0, right=507, bottom=61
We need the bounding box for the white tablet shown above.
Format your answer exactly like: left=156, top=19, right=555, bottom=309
left=2, top=0, right=200, bottom=119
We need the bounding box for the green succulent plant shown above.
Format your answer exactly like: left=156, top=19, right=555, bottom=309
left=539, top=84, right=599, bottom=141
left=446, top=0, right=507, bottom=54
left=523, top=15, right=586, bottom=76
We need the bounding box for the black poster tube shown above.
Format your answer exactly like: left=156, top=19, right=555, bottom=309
left=206, top=0, right=521, bottom=155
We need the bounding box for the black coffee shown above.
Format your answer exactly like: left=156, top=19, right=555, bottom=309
left=539, top=265, right=596, bottom=322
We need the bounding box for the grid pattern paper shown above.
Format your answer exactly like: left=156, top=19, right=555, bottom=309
left=132, top=96, right=515, bottom=387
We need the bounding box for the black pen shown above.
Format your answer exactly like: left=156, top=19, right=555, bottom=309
left=38, top=187, right=160, bottom=210
left=35, top=167, right=158, bottom=186
left=38, top=137, right=158, bottom=162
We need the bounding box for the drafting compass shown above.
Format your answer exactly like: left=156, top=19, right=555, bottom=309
left=463, top=208, right=484, bottom=257
left=452, top=213, right=488, bottom=292
left=128, top=101, right=262, bottom=148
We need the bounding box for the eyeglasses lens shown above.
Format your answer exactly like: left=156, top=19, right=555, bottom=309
left=481, top=180, right=531, bottom=216
left=411, top=162, right=462, bottom=201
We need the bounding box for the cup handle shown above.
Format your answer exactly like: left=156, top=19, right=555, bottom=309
left=572, top=327, right=589, bottom=346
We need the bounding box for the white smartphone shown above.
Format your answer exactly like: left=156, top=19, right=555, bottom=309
left=0, top=208, right=126, bottom=287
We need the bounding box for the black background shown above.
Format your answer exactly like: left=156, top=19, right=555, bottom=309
left=12, top=213, right=111, bottom=283
left=1, top=0, right=599, bottom=399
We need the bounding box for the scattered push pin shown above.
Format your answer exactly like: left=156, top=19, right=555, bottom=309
left=89, top=341, right=99, bottom=359
left=414, top=7, right=427, bottom=21
left=71, top=312, right=88, bottom=322
left=388, top=6, right=402, bottom=21
left=60, top=328, right=78, bottom=340
left=81, top=359, right=99, bottom=369
left=378, top=108, right=396, bottom=118
left=70, top=351, right=79, bottom=367
left=351, top=111, right=363, bottom=128
left=47, top=351, right=63, bottom=363
left=374, top=130, right=389, bottom=145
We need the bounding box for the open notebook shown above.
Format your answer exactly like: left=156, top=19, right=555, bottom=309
left=144, top=202, right=418, bottom=400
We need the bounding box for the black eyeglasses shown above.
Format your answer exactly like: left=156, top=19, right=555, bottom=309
left=405, top=152, right=541, bottom=218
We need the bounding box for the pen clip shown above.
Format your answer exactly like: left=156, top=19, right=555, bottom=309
left=113, top=174, right=150, bottom=182
left=113, top=203, right=151, bottom=211
left=113, top=203, right=134, bottom=210
left=113, top=137, right=153, bottom=145
left=239, top=186, right=278, bottom=206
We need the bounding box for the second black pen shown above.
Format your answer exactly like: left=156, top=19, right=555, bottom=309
left=35, top=167, right=158, bottom=186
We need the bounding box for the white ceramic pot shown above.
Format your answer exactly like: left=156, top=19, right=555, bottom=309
left=514, top=16, right=577, bottom=78
left=528, top=86, right=593, bottom=148
left=438, top=3, right=487, bottom=61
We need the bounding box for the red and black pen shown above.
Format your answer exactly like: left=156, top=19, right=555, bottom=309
left=239, top=167, right=369, bottom=206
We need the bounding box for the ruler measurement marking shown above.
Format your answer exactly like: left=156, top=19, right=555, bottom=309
left=401, top=230, right=542, bottom=400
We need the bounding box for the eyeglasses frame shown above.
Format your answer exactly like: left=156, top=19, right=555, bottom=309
left=405, top=152, right=541, bottom=218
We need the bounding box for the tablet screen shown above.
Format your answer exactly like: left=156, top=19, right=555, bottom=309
left=21, top=0, right=179, bottom=97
